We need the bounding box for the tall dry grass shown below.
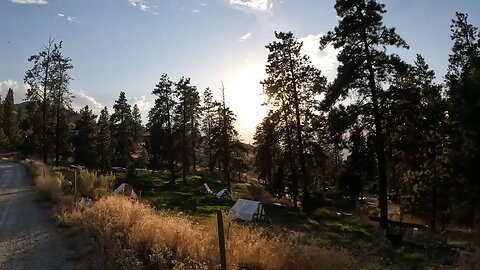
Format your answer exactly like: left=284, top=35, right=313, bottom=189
left=77, top=170, right=116, bottom=199
left=24, top=159, right=62, bottom=201
left=66, top=195, right=354, bottom=270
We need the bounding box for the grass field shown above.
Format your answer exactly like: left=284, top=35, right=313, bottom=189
left=113, top=170, right=464, bottom=269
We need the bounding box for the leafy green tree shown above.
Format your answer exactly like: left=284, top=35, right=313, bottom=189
left=74, top=106, right=98, bottom=168
left=111, top=91, right=134, bottom=167
left=148, top=74, right=176, bottom=182
left=261, top=31, right=326, bottom=207
left=320, top=0, right=409, bottom=228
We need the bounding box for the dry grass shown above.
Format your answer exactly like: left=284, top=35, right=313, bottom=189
left=23, top=159, right=62, bottom=201
left=456, top=249, right=480, bottom=270
left=77, top=170, right=116, bottom=199
left=63, top=195, right=354, bottom=270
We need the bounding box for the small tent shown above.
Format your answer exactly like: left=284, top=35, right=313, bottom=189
left=216, top=189, right=230, bottom=199
left=114, top=183, right=138, bottom=199
left=228, top=199, right=266, bottom=222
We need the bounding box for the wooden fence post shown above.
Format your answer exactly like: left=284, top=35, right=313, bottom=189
left=217, top=210, right=227, bottom=270
left=74, top=169, right=77, bottom=207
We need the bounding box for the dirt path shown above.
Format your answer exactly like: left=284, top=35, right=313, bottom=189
left=0, top=160, right=76, bottom=270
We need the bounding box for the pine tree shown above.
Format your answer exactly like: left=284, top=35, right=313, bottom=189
left=24, top=38, right=66, bottom=163
left=320, top=0, right=409, bottom=228
left=0, top=96, right=7, bottom=150
left=261, top=31, right=326, bottom=208
left=2, top=89, right=21, bottom=150
left=20, top=101, right=43, bottom=154
left=49, top=42, right=73, bottom=167
left=97, top=106, right=113, bottom=172
left=132, top=104, right=143, bottom=145
left=148, top=74, right=176, bottom=182
left=202, top=87, right=220, bottom=176
left=74, top=106, right=97, bottom=168
left=215, top=84, right=239, bottom=193
left=253, top=111, right=281, bottom=193
left=111, top=91, right=134, bottom=168
left=174, top=77, right=200, bottom=184
left=446, top=12, right=480, bottom=226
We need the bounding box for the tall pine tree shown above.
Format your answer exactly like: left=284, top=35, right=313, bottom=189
left=320, top=0, right=409, bottom=228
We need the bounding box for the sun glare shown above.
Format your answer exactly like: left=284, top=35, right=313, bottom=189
left=222, top=63, right=268, bottom=143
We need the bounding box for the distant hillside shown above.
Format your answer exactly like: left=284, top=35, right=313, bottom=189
left=13, top=101, right=80, bottom=121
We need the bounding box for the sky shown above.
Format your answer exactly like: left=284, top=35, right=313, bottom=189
left=0, top=0, right=479, bottom=143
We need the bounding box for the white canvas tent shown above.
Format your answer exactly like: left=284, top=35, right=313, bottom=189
left=114, top=183, right=138, bottom=199
left=228, top=199, right=266, bottom=222
left=216, top=189, right=229, bottom=199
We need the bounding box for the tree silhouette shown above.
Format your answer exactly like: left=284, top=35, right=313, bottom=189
left=74, top=106, right=97, bottom=168
left=148, top=74, right=177, bottom=182
left=25, top=39, right=71, bottom=163
left=320, top=0, right=408, bottom=229
left=111, top=91, right=134, bottom=168
left=262, top=31, right=326, bottom=208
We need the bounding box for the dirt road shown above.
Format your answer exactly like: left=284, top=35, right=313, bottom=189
left=0, top=160, right=75, bottom=270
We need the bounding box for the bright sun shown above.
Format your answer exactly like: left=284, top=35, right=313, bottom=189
left=222, top=62, right=268, bottom=144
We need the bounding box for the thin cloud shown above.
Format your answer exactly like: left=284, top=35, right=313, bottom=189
left=66, top=16, right=79, bottom=23
left=0, top=80, right=29, bottom=104
left=72, top=91, right=104, bottom=113
left=239, top=32, right=252, bottom=42
left=129, top=96, right=153, bottom=122
left=10, top=0, right=48, bottom=4
left=228, top=0, right=273, bottom=12
left=57, top=13, right=79, bottom=23
left=192, top=9, right=200, bottom=14
left=128, top=0, right=158, bottom=15
left=299, top=34, right=340, bottom=82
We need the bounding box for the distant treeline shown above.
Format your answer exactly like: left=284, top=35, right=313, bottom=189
left=0, top=40, right=246, bottom=195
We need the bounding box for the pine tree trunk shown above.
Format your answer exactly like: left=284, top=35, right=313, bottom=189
left=191, top=114, right=196, bottom=174
left=431, top=148, right=438, bottom=232
left=182, top=103, right=187, bottom=184
left=55, top=106, right=60, bottom=167
left=42, top=64, right=49, bottom=164
left=362, top=30, right=389, bottom=230
left=167, top=110, right=175, bottom=184
left=288, top=54, right=309, bottom=206
left=282, top=101, right=298, bottom=209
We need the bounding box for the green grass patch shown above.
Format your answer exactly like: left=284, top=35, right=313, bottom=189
left=120, top=172, right=234, bottom=216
